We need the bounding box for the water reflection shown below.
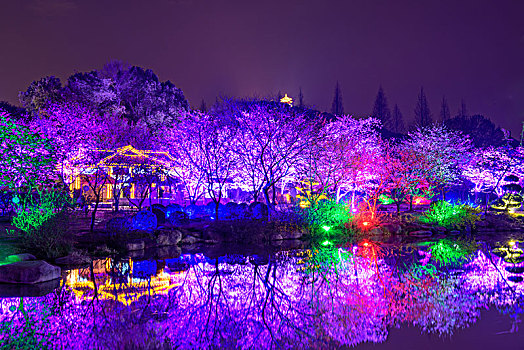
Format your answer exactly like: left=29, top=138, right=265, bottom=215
left=1, top=239, right=524, bottom=349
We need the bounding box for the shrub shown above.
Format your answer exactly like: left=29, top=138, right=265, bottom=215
left=420, top=200, right=481, bottom=229
left=429, top=239, right=474, bottom=265
left=304, top=200, right=352, bottom=234
left=19, top=212, right=72, bottom=259
left=12, top=190, right=71, bottom=232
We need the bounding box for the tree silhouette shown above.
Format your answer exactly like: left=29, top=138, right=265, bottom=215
left=458, top=99, right=467, bottom=118
left=199, top=98, right=207, bottom=112
left=392, top=104, right=405, bottom=134
left=331, top=81, right=344, bottom=116
left=372, top=86, right=392, bottom=130
left=440, top=96, right=450, bottom=122
left=298, top=87, right=304, bottom=108
left=414, top=87, right=432, bottom=127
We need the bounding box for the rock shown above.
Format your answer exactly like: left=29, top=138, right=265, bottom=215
left=508, top=275, right=523, bottom=283
left=132, top=211, right=158, bottom=231
left=6, top=253, right=36, bottom=263
left=127, top=249, right=146, bottom=260
left=126, top=239, right=145, bottom=251
left=505, top=266, right=524, bottom=274
left=167, top=211, right=189, bottom=226
left=184, top=204, right=201, bottom=219
left=0, top=278, right=61, bottom=297
left=106, top=217, right=132, bottom=234
left=272, top=234, right=284, bottom=241
left=54, top=254, right=91, bottom=268
left=149, top=246, right=182, bottom=260
left=250, top=202, right=268, bottom=219
left=409, top=230, right=433, bottom=237
left=152, top=203, right=166, bottom=212
left=180, top=235, right=199, bottom=245
left=225, top=202, right=240, bottom=218
left=369, top=227, right=383, bottom=235
left=152, top=207, right=166, bottom=225
left=238, top=203, right=248, bottom=218
left=166, top=204, right=183, bottom=218
left=380, top=223, right=402, bottom=235
left=156, top=230, right=182, bottom=246
left=0, top=261, right=61, bottom=284
left=285, top=230, right=305, bottom=240
left=433, top=226, right=447, bottom=233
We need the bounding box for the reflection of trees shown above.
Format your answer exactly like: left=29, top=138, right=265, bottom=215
left=0, top=246, right=523, bottom=349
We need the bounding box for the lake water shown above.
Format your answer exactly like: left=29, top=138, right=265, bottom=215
left=1, top=237, right=524, bottom=349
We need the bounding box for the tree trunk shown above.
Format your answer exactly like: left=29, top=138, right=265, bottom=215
left=90, top=195, right=100, bottom=233
left=263, top=186, right=272, bottom=221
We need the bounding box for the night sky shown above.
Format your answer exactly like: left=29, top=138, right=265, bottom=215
left=1, top=0, right=523, bottom=135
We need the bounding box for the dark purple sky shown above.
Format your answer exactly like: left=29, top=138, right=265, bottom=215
left=1, top=0, right=523, bottom=135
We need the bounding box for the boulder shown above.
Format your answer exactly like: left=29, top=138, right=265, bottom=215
left=152, top=207, right=166, bottom=225
left=180, top=235, right=199, bottom=245
left=132, top=211, right=158, bottom=230
left=0, top=261, right=61, bottom=284
left=409, top=230, right=433, bottom=237
left=238, top=203, right=249, bottom=218
left=505, top=266, right=524, bottom=274
left=272, top=233, right=284, bottom=241
left=166, top=204, right=183, bottom=219
left=156, top=230, right=182, bottom=246
left=152, top=203, right=166, bottom=212
left=6, top=253, right=37, bottom=263
left=0, top=278, right=61, bottom=297
left=380, top=223, right=402, bottom=235
left=283, top=230, right=305, bottom=240
left=54, top=254, right=91, bottom=268
left=508, top=275, right=523, bottom=283
left=167, top=211, right=189, bottom=226
left=106, top=217, right=132, bottom=234
left=184, top=204, right=201, bottom=219
left=250, top=202, right=268, bottom=219
left=126, top=239, right=146, bottom=251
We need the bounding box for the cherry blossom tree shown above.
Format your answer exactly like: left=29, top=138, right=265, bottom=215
left=300, top=116, right=382, bottom=204
left=405, top=125, right=472, bottom=199
left=231, top=101, right=313, bottom=218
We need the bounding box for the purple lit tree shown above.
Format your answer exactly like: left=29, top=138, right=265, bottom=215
left=232, top=102, right=313, bottom=218
left=405, top=125, right=472, bottom=199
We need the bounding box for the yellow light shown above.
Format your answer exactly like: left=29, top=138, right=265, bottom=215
left=280, top=94, right=293, bottom=105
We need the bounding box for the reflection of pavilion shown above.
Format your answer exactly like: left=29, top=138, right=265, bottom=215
left=65, top=258, right=187, bottom=306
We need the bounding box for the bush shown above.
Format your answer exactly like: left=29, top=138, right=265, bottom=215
left=420, top=201, right=481, bottom=229
left=19, top=212, right=72, bottom=259
left=304, top=200, right=352, bottom=234
left=429, top=239, right=476, bottom=265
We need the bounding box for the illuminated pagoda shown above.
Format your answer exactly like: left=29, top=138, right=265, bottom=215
left=280, top=93, right=293, bottom=106
left=69, top=145, right=182, bottom=208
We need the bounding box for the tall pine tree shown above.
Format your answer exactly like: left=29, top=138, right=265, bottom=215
left=298, top=87, right=304, bottom=108
left=440, top=96, right=450, bottom=122
left=392, top=104, right=405, bottom=134
left=372, top=86, right=392, bottom=130
left=331, top=81, right=344, bottom=116
left=458, top=98, right=468, bottom=118
left=414, top=87, right=432, bottom=127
